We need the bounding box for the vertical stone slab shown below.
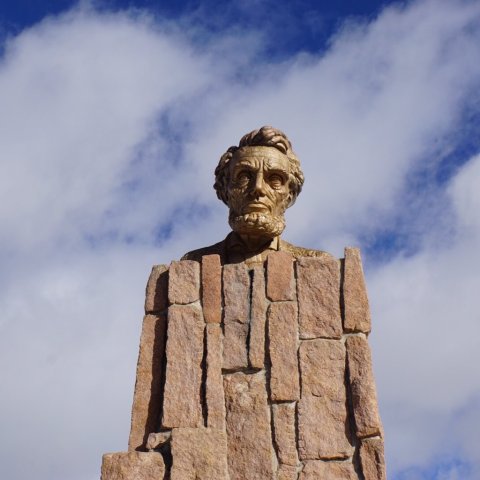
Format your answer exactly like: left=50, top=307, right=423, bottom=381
left=168, top=260, right=200, bottom=305
left=162, top=305, right=204, bottom=428
left=202, top=255, right=222, bottom=324
left=343, top=248, right=371, bottom=333
left=296, top=257, right=342, bottom=339
left=272, top=403, right=298, bottom=466
left=268, top=302, right=300, bottom=401
left=346, top=335, right=382, bottom=438
left=298, top=339, right=353, bottom=460
left=223, top=263, right=250, bottom=370
left=129, top=314, right=167, bottom=451
left=170, top=428, right=229, bottom=480
left=300, top=461, right=358, bottom=479
left=145, top=264, right=169, bottom=314
left=101, top=452, right=165, bottom=480
left=249, top=265, right=267, bottom=369
left=206, top=323, right=226, bottom=430
left=359, top=437, right=386, bottom=480
left=224, top=371, right=275, bottom=480
left=277, top=464, right=298, bottom=480
left=267, top=251, right=295, bottom=301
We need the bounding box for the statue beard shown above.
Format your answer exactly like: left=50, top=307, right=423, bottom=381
left=229, top=211, right=286, bottom=238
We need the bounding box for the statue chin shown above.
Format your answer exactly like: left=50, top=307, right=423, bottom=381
left=229, top=212, right=285, bottom=238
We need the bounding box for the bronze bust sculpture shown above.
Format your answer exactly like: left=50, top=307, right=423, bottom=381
left=182, top=126, right=332, bottom=266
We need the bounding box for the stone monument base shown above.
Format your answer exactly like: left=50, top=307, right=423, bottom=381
left=100, top=249, right=386, bottom=479
left=100, top=452, right=165, bottom=480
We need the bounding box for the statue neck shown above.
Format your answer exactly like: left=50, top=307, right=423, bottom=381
left=237, top=233, right=278, bottom=253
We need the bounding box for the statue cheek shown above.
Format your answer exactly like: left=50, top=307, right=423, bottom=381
left=274, top=189, right=289, bottom=208
left=228, top=189, right=245, bottom=210
left=229, top=187, right=244, bottom=199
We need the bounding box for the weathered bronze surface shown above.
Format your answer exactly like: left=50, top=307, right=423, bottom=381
left=182, top=126, right=332, bottom=266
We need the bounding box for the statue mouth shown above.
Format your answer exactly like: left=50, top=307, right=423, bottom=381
left=243, top=201, right=270, bottom=213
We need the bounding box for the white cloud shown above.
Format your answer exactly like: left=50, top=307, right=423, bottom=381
left=369, top=153, right=480, bottom=474
left=449, top=154, right=480, bottom=234
left=1, top=1, right=480, bottom=479
left=0, top=6, right=213, bottom=252
left=176, top=0, right=480, bottom=256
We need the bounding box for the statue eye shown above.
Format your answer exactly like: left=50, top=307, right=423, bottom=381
left=235, top=171, right=251, bottom=186
left=268, top=174, right=284, bottom=188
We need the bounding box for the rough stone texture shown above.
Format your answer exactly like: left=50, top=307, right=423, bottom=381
left=298, top=339, right=353, bottom=460
left=272, top=403, right=298, bottom=466
left=168, top=260, right=200, bottom=305
left=146, top=431, right=171, bottom=451
left=223, top=263, right=250, bottom=370
left=103, top=128, right=388, bottom=480
left=267, top=251, right=295, bottom=301
left=346, top=335, right=382, bottom=438
left=296, top=257, right=342, bottom=339
left=223, top=371, right=275, bottom=480
left=268, top=302, right=300, bottom=401
left=101, top=452, right=165, bottom=480
left=277, top=464, right=298, bottom=480
left=360, top=437, right=386, bottom=480
left=162, top=305, right=204, bottom=429
left=300, top=461, right=358, bottom=480
left=129, top=314, right=167, bottom=451
left=343, top=248, right=371, bottom=333
left=249, top=265, right=268, bottom=369
left=170, top=428, right=229, bottom=480
left=206, top=323, right=226, bottom=430
left=144, top=264, right=169, bottom=314
left=202, top=255, right=222, bottom=324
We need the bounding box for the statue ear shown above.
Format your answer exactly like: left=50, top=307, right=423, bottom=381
left=287, top=190, right=296, bottom=208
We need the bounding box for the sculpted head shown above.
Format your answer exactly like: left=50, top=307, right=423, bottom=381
left=214, top=126, right=304, bottom=239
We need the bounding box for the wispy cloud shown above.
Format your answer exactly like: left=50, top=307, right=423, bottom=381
left=370, top=155, right=480, bottom=475
left=1, top=1, right=480, bottom=479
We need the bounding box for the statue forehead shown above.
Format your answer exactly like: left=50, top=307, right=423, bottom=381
left=232, top=146, right=289, bottom=168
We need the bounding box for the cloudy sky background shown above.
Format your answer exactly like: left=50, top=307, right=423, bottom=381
left=1, top=0, right=480, bottom=479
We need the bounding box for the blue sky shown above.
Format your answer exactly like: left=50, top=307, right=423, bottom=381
left=1, top=1, right=480, bottom=479
left=1, top=1, right=390, bottom=39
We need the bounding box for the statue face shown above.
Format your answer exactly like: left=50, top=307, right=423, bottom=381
left=227, top=146, right=291, bottom=237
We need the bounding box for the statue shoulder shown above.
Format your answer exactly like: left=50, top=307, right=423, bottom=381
left=180, top=239, right=225, bottom=263
left=280, top=239, right=338, bottom=262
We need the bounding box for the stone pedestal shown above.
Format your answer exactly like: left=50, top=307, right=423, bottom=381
left=101, top=248, right=386, bottom=480
left=100, top=452, right=165, bottom=480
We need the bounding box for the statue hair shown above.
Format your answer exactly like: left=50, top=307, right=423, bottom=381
left=214, top=126, right=304, bottom=207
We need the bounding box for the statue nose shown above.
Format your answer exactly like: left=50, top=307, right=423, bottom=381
left=252, top=172, right=267, bottom=196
